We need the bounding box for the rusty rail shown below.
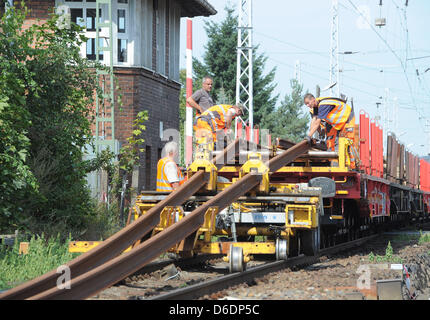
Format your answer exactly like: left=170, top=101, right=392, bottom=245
left=1, top=140, right=310, bottom=300
left=0, top=171, right=209, bottom=300
left=0, top=139, right=242, bottom=300
left=213, top=137, right=240, bottom=169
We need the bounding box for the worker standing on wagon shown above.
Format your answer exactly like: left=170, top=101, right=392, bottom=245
left=156, top=141, right=185, bottom=192
left=304, top=93, right=356, bottom=168
left=186, top=76, right=215, bottom=116
left=193, top=104, right=243, bottom=150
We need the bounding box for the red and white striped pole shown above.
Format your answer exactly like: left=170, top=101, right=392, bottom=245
left=185, top=18, right=193, bottom=166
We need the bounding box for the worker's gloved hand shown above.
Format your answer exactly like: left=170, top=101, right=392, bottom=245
left=305, top=135, right=313, bottom=146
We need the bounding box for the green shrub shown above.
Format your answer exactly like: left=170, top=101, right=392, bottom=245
left=0, top=4, right=115, bottom=236
left=0, top=234, right=78, bottom=290
left=418, top=231, right=430, bottom=245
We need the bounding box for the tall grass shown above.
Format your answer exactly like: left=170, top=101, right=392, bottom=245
left=0, top=234, right=79, bottom=290
left=418, top=231, right=430, bottom=245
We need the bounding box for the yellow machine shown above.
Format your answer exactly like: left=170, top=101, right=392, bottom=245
left=130, top=138, right=349, bottom=272
left=71, top=137, right=356, bottom=273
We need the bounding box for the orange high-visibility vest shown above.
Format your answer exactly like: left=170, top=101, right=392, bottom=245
left=317, top=97, right=353, bottom=131
left=156, top=157, right=184, bottom=192
left=309, top=107, right=337, bottom=150
left=198, top=104, right=236, bottom=132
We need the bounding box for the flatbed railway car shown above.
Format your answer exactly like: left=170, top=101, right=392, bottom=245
left=131, top=109, right=430, bottom=272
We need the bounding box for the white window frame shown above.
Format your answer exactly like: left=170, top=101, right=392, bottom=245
left=114, top=0, right=131, bottom=66
left=55, top=0, right=128, bottom=66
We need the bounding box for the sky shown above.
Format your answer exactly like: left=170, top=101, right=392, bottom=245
left=179, top=0, right=430, bottom=157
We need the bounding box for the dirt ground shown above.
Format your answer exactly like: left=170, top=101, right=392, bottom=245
left=216, top=234, right=430, bottom=300
left=91, top=233, right=430, bottom=300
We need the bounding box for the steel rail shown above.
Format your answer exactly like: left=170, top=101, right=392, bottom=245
left=125, top=254, right=224, bottom=278
left=212, top=138, right=240, bottom=169
left=0, top=138, right=242, bottom=300
left=0, top=171, right=209, bottom=300
left=27, top=140, right=310, bottom=300
left=149, top=234, right=378, bottom=300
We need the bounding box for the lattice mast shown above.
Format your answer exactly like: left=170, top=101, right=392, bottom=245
left=235, top=0, right=254, bottom=140
left=329, top=0, right=340, bottom=97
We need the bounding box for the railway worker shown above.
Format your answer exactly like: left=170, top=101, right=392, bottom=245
left=156, top=141, right=185, bottom=192
left=186, top=75, right=215, bottom=116
left=193, top=104, right=244, bottom=150
left=304, top=93, right=356, bottom=168
left=308, top=106, right=337, bottom=151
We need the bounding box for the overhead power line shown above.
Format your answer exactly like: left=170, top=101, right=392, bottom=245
left=346, top=0, right=426, bottom=132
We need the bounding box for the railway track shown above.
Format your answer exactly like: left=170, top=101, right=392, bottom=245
left=148, top=234, right=378, bottom=300
left=124, top=254, right=224, bottom=279
left=0, top=139, right=311, bottom=300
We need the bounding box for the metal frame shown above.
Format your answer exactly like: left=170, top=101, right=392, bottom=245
left=235, top=0, right=254, bottom=141
left=95, top=0, right=115, bottom=198
left=329, top=0, right=340, bottom=96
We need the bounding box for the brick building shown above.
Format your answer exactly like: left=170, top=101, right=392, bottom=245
left=5, top=0, right=216, bottom=192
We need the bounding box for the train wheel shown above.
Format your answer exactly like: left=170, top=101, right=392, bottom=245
left=229, top=245, right=244, bottom=273
left=321, top=231, right=327, bottom=249
left=301, top=229, right=319, bottom=256
left=275, top=238, right=288, bottom=261
left=347, top=216, right=352, bottom=241
left=289, top=236, right=300, bottom=257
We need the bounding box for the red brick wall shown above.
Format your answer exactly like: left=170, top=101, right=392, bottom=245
left=21, top=0, right=55, bottom=29
left=114, top=67, right=180, bottom=191
left=1, top=0, right=54, bottom=27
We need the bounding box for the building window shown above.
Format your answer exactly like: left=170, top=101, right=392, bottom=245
left=117, top=9, right=125, bottom=33
left=70, top=8, right=84, bottom=27
left=118, top=39, right=127, bottom=62
left=87, top=38, right=104, bottom=61
left=86, top=8, right=101, bottom=32
left=58, top=0, right=131, bottom=66
left=57, top=0, right=109, bottom=63
left=116, top=0, right=129, bottom=64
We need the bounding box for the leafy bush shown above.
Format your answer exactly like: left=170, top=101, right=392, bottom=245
left=0, top=4, right=112, bottom=237
left=418, top=231, right=430, bottom=245
left=0, top=234, right=78, bottom=290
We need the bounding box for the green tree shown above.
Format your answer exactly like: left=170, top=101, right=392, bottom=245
left=193, top=5, right=278, bottom=130
left=0, top=5, right=107, bottom=236
left=267, top=79, right=309, bottom=143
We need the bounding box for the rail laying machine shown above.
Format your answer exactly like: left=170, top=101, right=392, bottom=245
left=129, top=124, right=430, bottom=272
left=70, top=115, right=430, bottom=273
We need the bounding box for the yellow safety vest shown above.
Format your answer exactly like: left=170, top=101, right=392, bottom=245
left=156, top=157, right=184, bottom=192
left=316, top=97, right=353, bottom=131
left=198, top=104, right=235, bottom=132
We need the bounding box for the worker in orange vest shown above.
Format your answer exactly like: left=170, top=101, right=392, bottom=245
left=308, top=106, right=336, bottom=151
left=193, top=104, right=243, bottom=149
left=304, top=94, right=356, bottom=168
left=156, top=141, right=185, bottom=192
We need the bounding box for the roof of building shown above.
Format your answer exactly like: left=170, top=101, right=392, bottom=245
left=178, top=0, right=217, bottom=17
